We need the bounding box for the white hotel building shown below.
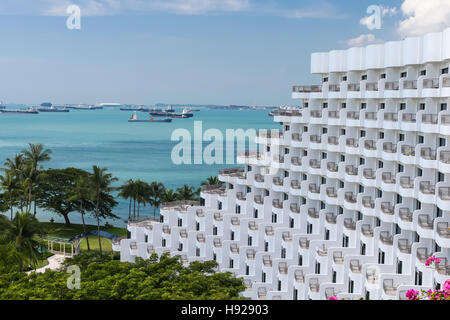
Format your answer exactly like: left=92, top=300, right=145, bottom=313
left=114, top=28, right=450, bottom=300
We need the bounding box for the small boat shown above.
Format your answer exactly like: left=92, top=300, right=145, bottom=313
left=128, top=112, right=172, bottom=123
left=37, top=106, right=69, bottom=112
left=67, top=105, right=103, bottom=110
left=268, top=112, right=274, bottom=117
left=1, top=107, right=39, bottom=114
left=0, top=101, right=5, bottom=110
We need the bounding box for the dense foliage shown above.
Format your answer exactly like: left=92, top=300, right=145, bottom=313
left=0, top=252, right=246, bottom=300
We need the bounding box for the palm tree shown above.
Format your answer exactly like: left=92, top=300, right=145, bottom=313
left=149, top=181, right=166, bottom=218
left=0, top=172, right=18, bottom=219
left=201, top=176, right=221, bottom=186
left=68, top=176, right=92, bottom=251
left=162, top=189, right=178, bottom=203
left=90, top=166, right=117, bottom=254
left=21, top=143, right=52, bottom=216
left=118, top=179, right=135, bottom=220
left=3, top=154, right=25, bottom=176
left=176, top=184, right=197, bottom=200
left=0, top=211, right=45, bottom=271
left=21, top=163, right=42, bottom=213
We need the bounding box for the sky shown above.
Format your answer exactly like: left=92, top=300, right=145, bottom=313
left=0, top=0, right=450, bottom=106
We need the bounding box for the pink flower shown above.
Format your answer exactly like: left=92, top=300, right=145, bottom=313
left=435, top=258, right=441, bottom=264
left=406, top=289, right=419, bottom=300
left=443, top=279, right=450, bottom=291
left=329, top=296, right=339, bottom=300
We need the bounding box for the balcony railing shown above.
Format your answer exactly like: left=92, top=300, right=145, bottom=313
left=439, top=187, right=450, bottom=200
left=363, top=168, right=375, bottom=179
left=263, top=255, right=272, bottom=267
left=310, top=135, right=322, bottom=143
left=328, top=136, right=338, bottom=145
left=346, top=138, right=359, bottom=148
left=401, top=145, right=415, bottom=156
left=418, top=214, right=434, bottom=229
left=402, top=113, right=416, bottom=122
left=361, top=224, right=374, bottom=237
left=419, top=181, right=435, bottom=195
left=381, top=202, right=394, bottom=215
left=385, top=81, right=399, bottom=90
left=326, top=187, right=337, bottom=198
left=364, top=140, right=376, bottom=150
left=365, top=112, right=378, bottom=120
left=213, top=238, right=222, bottom=248
left=326, top=212, right=337, bottom=224
left=293, top=85, right=322, bottom=93
left=403, top=80, right=417, bottom=89
left=196, top=209, right=205, bottom=217
left=265, top=226, right=275, bottom=236
left=290, top=203, right=300, bottom=213
left=328, top=111, right=340, bottom=119
left=344, top=218, right=356, bottom=230
left=422, top=114, right=438, bottom=124
left=400, top=176, right=414, bottom=189
left=272, top=199, right=283, bottom=209
left=442, top=115, right=450, bottom=125
left=197, top=233, right=205, bottom=243
left=436, top=258, right=450, bottom=275
left=236, top=192, right=246, bottom=201
left=347, top=111, right=360, bottom=120
left=347, top=83, right=360, bottom=92
left=398, top=239, right=412, bottom=254
left=231, top=217, right=240, bottom=226
left=345, top=165, right=358, bottom=175
left=443, top=77, right=450, bottom=88
left=282, top=231, right=293, bottom=242
left=254, top=195, right=263, bottom=204
left=383, top=279, right=397, bottom=296
left=399, top=208, right=413, bottom=222
left=350, top=259, right=362, bottom=273
left=257, top=288, right=267, bottom=299
left=327, top=162, right=338, bottom=172
left=291, top=157, right=302, bottom=166
left=382, top=172, right=396, bottom=184
left=299, top=237, right=310, bottom=249
left=440, top=151, right=450, bottom=164
left=292, top=133, right=302, bottom=142
left=214, top=212, right=223, bottom=221
left=295, top=270, right=305, bottom=283
left=380, top=231, right=393, bottom=245
left=273, top=177, right=283, bottom=186
left=423, top=78, right=439, bottom=89
left=310, top=110, right=322, bottom=118
left=162, top=225, right=171, bottom=234
left=308, top=184, right=320, bottom=194
left=366, top=82, right=378, bottom=91
left=317, top=244, right=328, bottom=256
left=278, top=262, right=288, bottom=274
left=329, top=84, right=340, bottom=92
left=230, top=243, right=239, bottom=254
left=362, top=197, right=375, bottom=208
left=309, top=278, right=320, bottom=292
left=384, top=112, right=398, bottom=122
left=383, top=142, right=397, bottom=153
left=290, top=180, right=300, bottom=190
left=420, top=148, right=436, bottom=160
left=308, top=208, right=319, bottom=218
left=437, top=222, right=449, bottom=238
left=333, top=251, right=344, bottom=264
left=180, top=229, right=188, bottom=238
left=246, top=249, right=255, bottom=259
left=416, top=248, right=429, bottom=263
left=309, top=159, right=321, bottom=169
left=248, top=221, right=258, bottom=231
left=255, top=174, right=264, bottom=182
left=344, top=192, right=357, bottom=203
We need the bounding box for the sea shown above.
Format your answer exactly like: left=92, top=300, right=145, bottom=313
left=0, top=106, right=280, bottom=227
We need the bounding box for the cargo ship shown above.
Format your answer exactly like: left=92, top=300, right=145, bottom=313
left=128, top=112, right=172, bottom=123
left=1, top=107, right=39, bottom=114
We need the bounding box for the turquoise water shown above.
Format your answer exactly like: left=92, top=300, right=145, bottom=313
left=0, top=107, right=279, bottom=226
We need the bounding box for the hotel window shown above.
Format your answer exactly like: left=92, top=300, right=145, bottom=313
left=438, top=171, right=444, bottom=182
left=419, top=103, right=425, bottom=110
left=378, top=249, right=385, bottom=264
left=361, top=103, right=366, bottom=109
left=281, top=247, right=286, bottom=259
left=236, top=205, right=241, bottom=214
left=303, top=150, right=308, bottom=157
left=342, top=76, right=347, bottom=81
left=265, top=189, right=270, bottom=196
left=401, top=71, right=407, bottom=78
left=213, top=226, right=217, bottom=235
left=247, top=186, right=251, bottom=193
left=323, top=102, right=328, bottom=108
left=325, top=229, right=330, bottom=241
left=253, top=209, right=258, bottom=218
left=248, top=236, right=252, bottom=246
left=361, top=242, right=366, bottom=255
left=315, top=262, right=321, bottom=274
left=418, top=135, right=424, bottom=144
left=341, top=102, right=347, bottom=109
left=284, top=170, right=289, bottom=177
left=322, top=127, right=328, bottom=134
left=360, top=129, right=366, bottom=137
left=420, top=70, right=426, bottom=76
left=396, top=194, right=402, bottom=204
left=415, top=200, right=421, bottom=210
left=340, top=154, right=345, bottom=162
left=247, top=165, right=252, bottom=171
left=264, top=241, right=269, bottom=252
left=321, top=152, right=327, bottom=160
left=289, top=218, right=294, bottom=228
left=307, top=223, right=313, bottom=234
left=178, top=243, right=183, bottom=251
left=162, top=238, right=166, bottom=247
left=379, top=131, right=384, bottom=139
left=196, top=247, right=200, bottom=257
left=267, top=146, right=270, bottom=152
left=380, top=73, right=386, bottom=79
left=378, top=161, right=383, bottom=169
left=298, top=254, right=303, bottom=266
left=304, top=126, right=308, bottom=132
left=284, top=125, right=290, bottom=131
left=145, top=235, right=148, bottom=243
left=341, top=128, right=346, bottom=135
left=230, top=231, right=234, bottom=240
left=400, top=103, right=406, bottom=110
left=218, top=201, right=222, bottom=210
left=439, top=137, right=446, bottom=147
left=377, top=189, right=382, bottom=198
left=178, top=219, right=182, bottom=227
left=417, top=168, right=422, bottom=177
left=332, top=271, right=337, bottom=283
left=323, top=77, right=328, bottom=82
left=245, top=265, right=249, bottom=275
left=196, top=222, right=200, bottom=231
left=397, top=261, right=403, bottom=274
left=360, top=157, right=365, bottom=165
left=339, top=181, right=344, bottom=189
left=399, top=133, right=405, bottom=142
left=359, top=185, right=364, bottom=193
left=262, top=272, right=266, bottom=283
left=284, top=193, right=289, bottom=201
left=272, top=213, right=277, bottom=223
left=379, top=103, right=385, bottom=110
left=229, top=184, right=234, bottom=190
left=229, top=259, right=234, bottom=269
left=278, top=280, right=282, bottom=291
left=442, top=67, right=449, bottom=75
left=362, top=74, right=367, bottom=80
left=284, top=148, right=289, bottom=155
left=441, top=103, right=448, bottom=111
left=398, top=164, right=404, bottom=173
left=293, top=289, right=298, bottom=300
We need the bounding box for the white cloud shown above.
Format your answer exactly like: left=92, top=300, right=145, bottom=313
left=346, top=33, right=380, bottom=47
left=397, top=0, right=450, bottom=37
left=286, top=2, right=344, bottom=19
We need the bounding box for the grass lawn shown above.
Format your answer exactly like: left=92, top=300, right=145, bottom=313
left=41, top=222, right=127, bottom=239
left=79, top=236, right=114, bottom=252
